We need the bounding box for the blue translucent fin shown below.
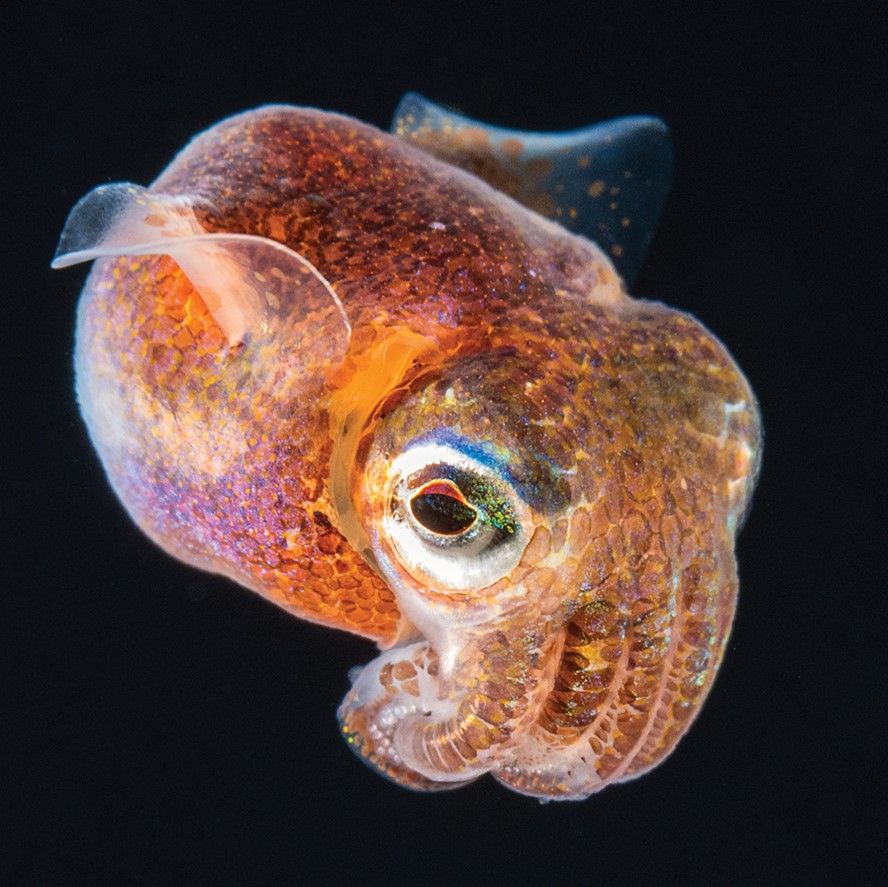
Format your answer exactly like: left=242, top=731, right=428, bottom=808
left=52, top=183, right=350, bottom=354
left=392, top=93, right=673, bottom=285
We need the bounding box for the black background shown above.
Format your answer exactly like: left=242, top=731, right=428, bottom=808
left=5, top=2, right=885, bottom=884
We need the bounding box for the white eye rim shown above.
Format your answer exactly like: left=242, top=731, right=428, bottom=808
left=382, top=443, right=529, bottom=593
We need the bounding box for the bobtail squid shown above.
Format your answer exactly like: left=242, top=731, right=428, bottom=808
left=53, top=94, right=761, bottom=799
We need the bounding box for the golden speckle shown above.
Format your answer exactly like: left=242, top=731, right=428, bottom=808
left=500, top=137, right=524, bottom=160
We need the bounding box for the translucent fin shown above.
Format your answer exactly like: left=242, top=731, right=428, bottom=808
left=52, top=182, right=350, bottom=350
left=392, top=93, right=673, bottom=285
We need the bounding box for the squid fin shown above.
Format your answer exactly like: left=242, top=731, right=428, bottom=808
left=392, top=93, right=672, bottom=285
left=52, top=182, right=350, bottom=351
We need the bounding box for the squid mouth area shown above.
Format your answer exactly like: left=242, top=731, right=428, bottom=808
left=336, top=600, right=564, bottom=790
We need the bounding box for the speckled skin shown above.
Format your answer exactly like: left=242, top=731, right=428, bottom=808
left=70, top=106, right=760, bottom=798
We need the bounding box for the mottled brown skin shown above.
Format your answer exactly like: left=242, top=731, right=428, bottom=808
left=72, top=106, right=760, bottom=798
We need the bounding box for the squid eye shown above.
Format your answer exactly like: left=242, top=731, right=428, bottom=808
left=409, top=480, right=477, bottom=536
left=381, top=443, right=529, bottom=593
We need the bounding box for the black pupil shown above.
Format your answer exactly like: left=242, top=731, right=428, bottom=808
left=410, top=492, right=476, bottom=535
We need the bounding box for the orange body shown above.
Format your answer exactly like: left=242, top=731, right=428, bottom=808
left=60, top=103, right=760, bottom=798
